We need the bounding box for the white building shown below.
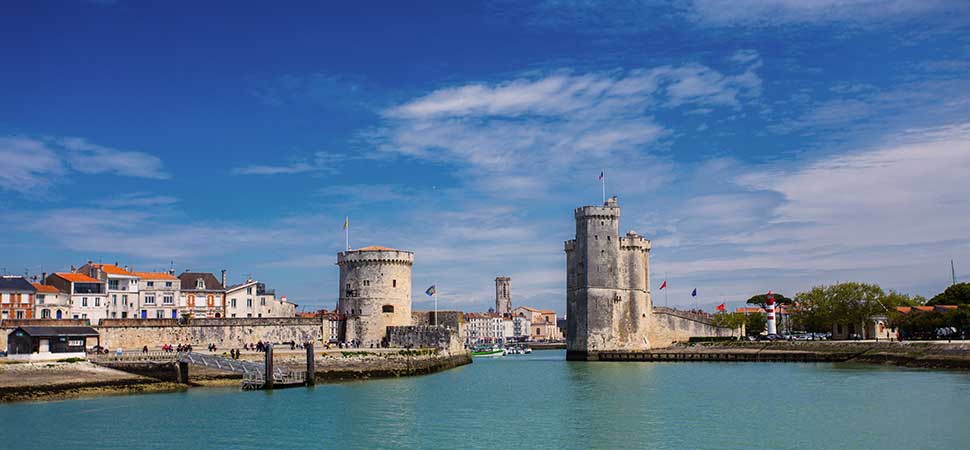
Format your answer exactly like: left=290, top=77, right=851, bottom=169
left=78, top=263, right=139, bottom=319
left=45, top=272, right=108, bottom=324
left=133, top=271, right=181, bottom=319
left=225, top=278, right=296, bottom=318
left=33, top=282, right=70, bottom=320
left=465, top=313, right=505, bottom=344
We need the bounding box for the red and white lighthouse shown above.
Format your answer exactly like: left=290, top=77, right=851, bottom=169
left=766, top=291, right=777, bottom=335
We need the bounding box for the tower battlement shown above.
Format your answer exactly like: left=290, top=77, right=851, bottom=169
left=619, top=231, right=651, bottom=251
left=337, top=247, right=414, bottom=267
left=574, top=196, right=621, bottom=219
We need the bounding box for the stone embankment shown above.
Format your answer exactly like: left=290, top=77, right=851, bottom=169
left=1, top=348, right=472, bottom=403
left=645, top=341, right=970, bottom=369
left=0, top=360, right=184, bottom=403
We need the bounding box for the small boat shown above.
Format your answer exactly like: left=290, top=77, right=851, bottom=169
left=471, top=345, right=505, bottom=357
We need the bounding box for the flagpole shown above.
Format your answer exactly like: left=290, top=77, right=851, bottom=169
left=601, top=169, right=606, bottom=204
left=664, top=273, right=668, bottom=307
left=434, top=282, right=438, bottom=326
left=344, top=216, right=350, bottom=251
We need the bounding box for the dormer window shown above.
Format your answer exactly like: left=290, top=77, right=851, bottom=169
left=197, top=279, right=205, bottom=289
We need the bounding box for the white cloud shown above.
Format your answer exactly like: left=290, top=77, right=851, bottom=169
left=0, top=136, right=169, bottom=194
left=94, top=192, right=180, bottom=208
left=687, top=0, right=966, bottom=26
left=58, top=137, right=169, bottom=179
left=231, top=151, right=346, bottom=176
left=0, top=137, right=65, bottom=194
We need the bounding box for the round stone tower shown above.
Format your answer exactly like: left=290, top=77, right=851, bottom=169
left=336, top=246, right=413, bottom=347
left=495, top=276, right=511, bottom=315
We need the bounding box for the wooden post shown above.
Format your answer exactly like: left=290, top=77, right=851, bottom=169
left=305, top=343, right=315, bottom=386
left=177, top=361, right=189, bottom=384
left=264, top=345, right=274, bottom=390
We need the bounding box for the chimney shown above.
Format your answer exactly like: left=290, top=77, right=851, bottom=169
left=169, top=267, right=176, bottom=275
left=41, top=272, right=47, bottom=285
left=70, top=265, right=76, bottom=272
left=221, top=270, right=227, bottom=288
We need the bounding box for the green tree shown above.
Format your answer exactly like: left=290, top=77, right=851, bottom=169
left=792, top=282, right=890, bottom=334
left=745, top=312, right=767, bottom=335
left=927, top=283, right=970, bottom=306
left=746, top=293, right=792, bottom=308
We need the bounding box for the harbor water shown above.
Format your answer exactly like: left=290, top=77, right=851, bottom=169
left=3, top=350, right=969, bottom=449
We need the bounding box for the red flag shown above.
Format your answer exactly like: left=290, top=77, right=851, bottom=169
left=716, top=303, right=726, bottom=312
left=659, top=280, right=667, bottom=290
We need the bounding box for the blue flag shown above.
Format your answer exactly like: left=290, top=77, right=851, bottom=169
left=426, top=285, right=436, bottom=296
left=691, top=288, right=697, bottom=297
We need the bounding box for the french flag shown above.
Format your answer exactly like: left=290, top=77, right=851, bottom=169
left=598, top=171, right=604, bottom=180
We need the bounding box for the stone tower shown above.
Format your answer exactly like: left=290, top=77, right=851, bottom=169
left=565, top=197, right=652, bottom=360
left=495, top=276, right=511, bottom=315
left=336, top=246, right=413, bottom=347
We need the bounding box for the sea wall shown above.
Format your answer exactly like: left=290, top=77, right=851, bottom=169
left=95, top=318, right=326, bottom=349
left=649, top=307, right=738, bottom=348
left=387, top=325, right=464, bottom=353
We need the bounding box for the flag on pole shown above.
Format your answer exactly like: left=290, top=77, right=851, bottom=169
left=659, top=280, right=667, bottom=290
left=598, top=171, right=604, bottom=180
left=716, top=303, right=726, bottom=312
left=343, top=217, right=349, bottom=230
left=425, top=285, right=436, bottom=296
left=691, top=288, right=697, bottom=297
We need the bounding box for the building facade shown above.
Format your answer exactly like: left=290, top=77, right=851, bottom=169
left=133, top=272, right=180, bottom=319
left=565, top=197, right=652, bottom=359
left=495, top=276, right=511, bottom=316
left=337, top=246, right=413, bottom=348
left=465, top=313, right=504, bottom=344
left=178, top=271, right=226, bottom=318
left=513, top=306, right=562, bottom=341
left=78, top=263, right=140, bottom=319
left=33, top=282, right=70, bottom=320
left=0, top=276, right=36, bottom=320
left=45, top=272, right=108, bottom=323
left=225, top=278, right=297, bottom=318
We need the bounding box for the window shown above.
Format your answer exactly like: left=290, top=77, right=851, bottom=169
left=16, top=311, right=24, bottom=319
left=163, top=296, right=173, bottom=304
left=82, top=297, right=88, bottom=307
left=246, top=299, right=252, bottom=307
left=382, top=305, right=394, bottom=313
left=260, top=298, right=266, bottom=306
left=156, top=310, right=164, bottom=319
left=41, top=309, right=50, bottom=318
left=68, top=339, right=83, bottom=346
left=197, top=279, right=205, bottom=289
left=231, top=298, right=237, bottom=308
left=247, top=287, right=252, bottom=294
left=165, top=281, right=172, bottom=287
left=147, top=281, right=154, bottom=287
left=95, top=297, right=100, bottom=307
left=246, top=313, right=252, bottom=318
left=108, top=280, right=119, bottom=290
left=231, top=314, right=236, bottom=318
left=122, top=294, right=128, bottom=304
left=82, top=313, right=87, bottom=319
left=112, top=294, right=117, bottom=305
left=607, top=235, right=610, bottom=241
left=392, top=279, right=397, bottom=287
left=37, top=294, right=45, bottom=304
left=145, top=295, right=156, bottom=304
left=121, top=312, right=127, bottom=318
left=111, top=312, right=117, bottom=318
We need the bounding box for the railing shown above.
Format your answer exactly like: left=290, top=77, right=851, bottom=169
left=91, top=350, right=178, bottom=362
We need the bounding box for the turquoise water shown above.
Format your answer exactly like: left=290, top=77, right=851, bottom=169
left=3, top=350, right=970, bottom=449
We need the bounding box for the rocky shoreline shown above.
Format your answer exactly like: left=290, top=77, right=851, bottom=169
left=0, top=349, right=472, bottom=403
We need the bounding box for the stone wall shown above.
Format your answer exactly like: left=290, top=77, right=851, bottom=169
left=95, top=318, right=326, bottom=349
left=649, top=308, right=738, bottom=348
left=412, top=310, right=464, bottom=333
left=387, top=325, right=464, bottom=354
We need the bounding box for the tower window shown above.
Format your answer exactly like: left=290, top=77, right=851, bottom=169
left=607, top=236, right=610, bottom=241
left=594, top=235, right=598, bottom=240
left=382, top=305, right=394, bottom=313
left=392, top=279, right=397, bottom=287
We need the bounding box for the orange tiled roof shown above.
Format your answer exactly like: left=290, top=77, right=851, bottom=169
left=896, top=306, right=912, bottom=313
left=539, top=310, right=556, bottom=314
left=914, top=306, right=935, bottom=312
left=355, top=245, right=396, bottom=251
left=89, top=263, right=132, bottom=276
left=32, top=283, right=61, bottom=293
left=55, top=272, right=101, bottom=283
left=515, top=306, right=540, bottom=312
left=935, top=305, right=959, bottom=310
left=131, top=271, right=178, bottom=280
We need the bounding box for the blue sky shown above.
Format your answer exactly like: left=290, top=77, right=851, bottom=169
left=2, top=0, right=969, bottom=313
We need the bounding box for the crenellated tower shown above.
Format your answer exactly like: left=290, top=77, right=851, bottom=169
left=565, top=197, right=652, bottom=360
left=336, top=246, right=413, bottom=347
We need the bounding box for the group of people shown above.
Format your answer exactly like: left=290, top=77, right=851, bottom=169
left=243, top=341, right=271, bottom=352
left=156, top=344, right=194, bottom=353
